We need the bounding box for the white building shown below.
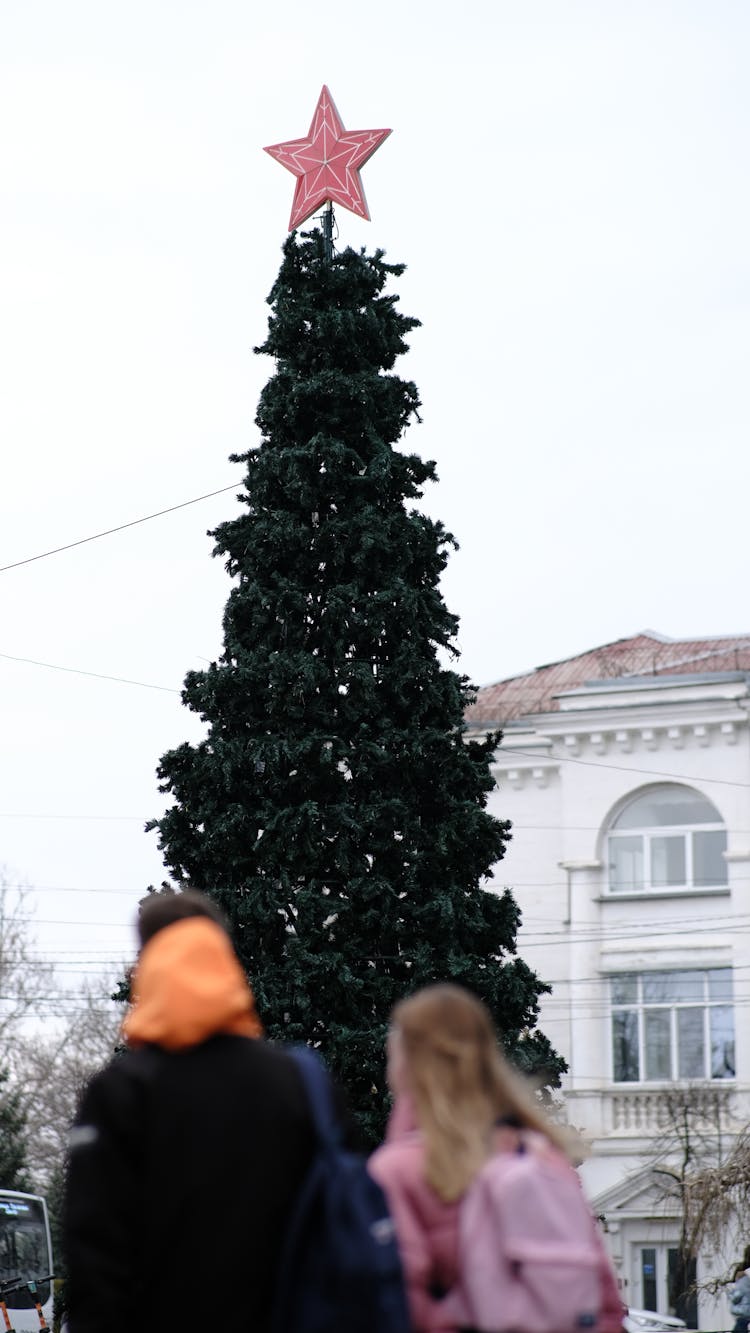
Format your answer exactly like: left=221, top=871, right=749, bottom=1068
left=467, top=630, right=750, bottom=1328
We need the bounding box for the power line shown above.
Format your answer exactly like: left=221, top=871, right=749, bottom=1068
left=1, top=882, right=143, bottom=895
left=23, top=950, right=131, bottom=956
left=511, top=822, right=750, bottom=833
left=0, top=813, right=146, bottom=821
left=0, top=993, right=121, bottom=1003
left=518, top=920, right=750, bottom=946
left=499, top=874, right=750, bottom=886
left=14, top=917, right=132, bottom=927
left=13, top=875, right=750, bottom=901
left=516, top=907, right=750, bottom=928
left=0, top=651, right=179, bottom=694
left=501, top=746, right=750, bottom=790
left=22, top=909, right=750, bottom=932
left=14, top=906, right=750, bottom=934
left=0, top=806, right=745, bottom=829
left=7, top=991, right=750, bottom=1016
left=0, top=480, right=243, bottom=575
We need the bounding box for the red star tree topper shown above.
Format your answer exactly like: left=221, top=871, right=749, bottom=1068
left=264, top=86, right=391, bottom=231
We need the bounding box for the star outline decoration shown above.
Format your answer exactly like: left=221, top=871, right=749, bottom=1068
left=264, top=86, right=391, bottom=231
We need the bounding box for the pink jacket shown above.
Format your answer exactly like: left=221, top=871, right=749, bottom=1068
left=369, top=1105, right=625, bottom=1333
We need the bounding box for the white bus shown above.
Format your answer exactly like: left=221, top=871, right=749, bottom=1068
left=0, top=1191, right=53, bottom=1333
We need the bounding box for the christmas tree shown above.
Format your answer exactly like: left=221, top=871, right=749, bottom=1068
left=149, top=229, right=563, bottom=1141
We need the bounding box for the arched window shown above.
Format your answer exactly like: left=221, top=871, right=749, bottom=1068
left=607, top=784, right=727, bottom=894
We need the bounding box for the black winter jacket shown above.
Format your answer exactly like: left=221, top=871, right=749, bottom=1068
left=64, top=1036, right=315, bottom=1333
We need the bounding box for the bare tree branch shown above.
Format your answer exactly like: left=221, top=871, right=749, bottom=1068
left=649, top=1085, right=742, bottom=1302
left=0, top=869, right=122, bottom=1190
left=14, top=979, right=121, bottom=1189
left=0, top=872, right=55, bottom=1046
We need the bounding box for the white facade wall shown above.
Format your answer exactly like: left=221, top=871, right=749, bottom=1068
left=480, top=672, right=750, bottom=1328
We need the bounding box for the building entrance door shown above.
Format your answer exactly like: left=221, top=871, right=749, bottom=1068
left=637, top=1245, right=697, bottom=1326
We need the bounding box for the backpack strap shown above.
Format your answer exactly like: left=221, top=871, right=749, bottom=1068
left=289, top=1045, right=343, bottom=1150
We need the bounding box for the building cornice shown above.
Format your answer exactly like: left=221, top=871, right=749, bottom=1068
left=492, top=703, right=748, bottom=769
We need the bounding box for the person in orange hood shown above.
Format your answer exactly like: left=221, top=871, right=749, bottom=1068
left=122, top=894, right=263, bottom=1050
left=64, top=890, right=316, bottom=1333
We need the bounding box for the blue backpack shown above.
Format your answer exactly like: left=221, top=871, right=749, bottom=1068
left=271, top=1045, right=411, bottom=1333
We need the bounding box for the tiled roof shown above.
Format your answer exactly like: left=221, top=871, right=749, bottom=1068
left=466, top=631, right=750, bottom=728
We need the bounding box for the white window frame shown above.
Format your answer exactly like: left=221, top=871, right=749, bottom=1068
left=607, top=790, right=727, bottom=896
left=609, top=969, right=735, bottom=1085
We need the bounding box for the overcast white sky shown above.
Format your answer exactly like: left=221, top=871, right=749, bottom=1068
left=1, top=0, right=748, bottom=1006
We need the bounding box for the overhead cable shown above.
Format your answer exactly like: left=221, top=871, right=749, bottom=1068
left=0, top=651, right=179, bottom=694
left=0, top=480, right=243, bottom=575
left=501, top=746, right=750, bottom=790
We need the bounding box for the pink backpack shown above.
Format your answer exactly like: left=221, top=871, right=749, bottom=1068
left=447, top=1136, right=606, bottom=1333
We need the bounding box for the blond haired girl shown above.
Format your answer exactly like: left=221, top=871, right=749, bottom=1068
left=369, top=985, right=622, bottom=1333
